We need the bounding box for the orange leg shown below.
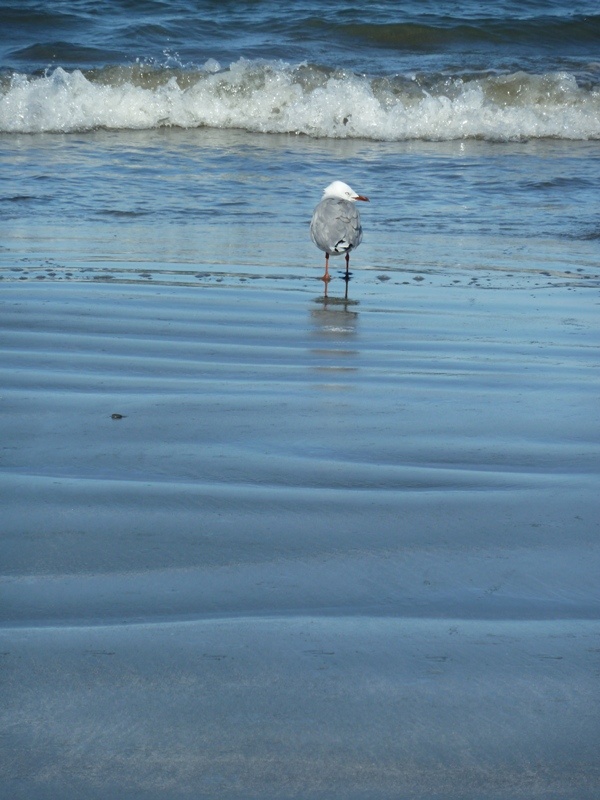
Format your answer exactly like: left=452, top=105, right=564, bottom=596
left=321, top=252, right=331, bottom=283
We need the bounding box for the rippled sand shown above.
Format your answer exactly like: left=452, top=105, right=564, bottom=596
left=2, top=269, right=599, bottom=799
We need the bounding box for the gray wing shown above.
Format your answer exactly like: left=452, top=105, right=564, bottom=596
left=310, top=198, right=363, bottom=256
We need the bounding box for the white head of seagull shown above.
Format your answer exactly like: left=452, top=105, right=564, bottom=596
left=310, top=180, right=369, bottom=284
left=321, top=180, right=369, bottom=203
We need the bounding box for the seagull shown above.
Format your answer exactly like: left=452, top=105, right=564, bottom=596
left=310, top=180, right=369, bottom=283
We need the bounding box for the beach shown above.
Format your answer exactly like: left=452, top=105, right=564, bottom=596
left=2, top=147, right=600, bottom=795
left=2, top=2, right=600, bottom=797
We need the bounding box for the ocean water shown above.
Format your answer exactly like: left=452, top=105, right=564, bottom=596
left=1, top=3, right=600, bottom=799
left=1, top=0, right=600, bottom=139
left=1, top=0, right=600, bottom=288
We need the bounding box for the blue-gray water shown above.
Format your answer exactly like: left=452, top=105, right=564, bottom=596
left=2, top=0, right=600, bottom=138
left=1, top=3, right=600, bottom=799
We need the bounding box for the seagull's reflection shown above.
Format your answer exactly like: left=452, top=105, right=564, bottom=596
left=309, top=293, right=359, bottom=390
left=323, top=271, right=353, bottom=300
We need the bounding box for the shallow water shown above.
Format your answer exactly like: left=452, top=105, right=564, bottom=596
left=2, top=129, right=600, bottom=288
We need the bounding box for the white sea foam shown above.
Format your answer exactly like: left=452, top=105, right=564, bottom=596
left=1, top=60, right=599, bottom=140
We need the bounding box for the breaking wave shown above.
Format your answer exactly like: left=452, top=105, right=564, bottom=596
left=2, top=59, right=600, bottom=141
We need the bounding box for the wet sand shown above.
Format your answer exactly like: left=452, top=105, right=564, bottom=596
left=1, top=270, right=599, bottom=798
